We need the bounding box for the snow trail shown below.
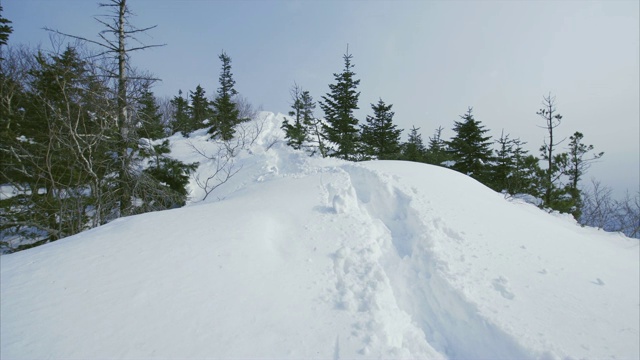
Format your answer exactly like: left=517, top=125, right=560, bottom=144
left=339, top=163, right=537, bottom=359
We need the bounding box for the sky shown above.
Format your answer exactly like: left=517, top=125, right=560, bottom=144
left=4, top=0, right=639, bottom=197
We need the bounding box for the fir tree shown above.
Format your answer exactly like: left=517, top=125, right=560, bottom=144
left=360, top=98, right=402, bottom=160
left=136, top=84, right=165, bottom=140
left=319, top=48, right=361, bottom=160
left=446, top=107, right=493, bottom=183
left=0, top=5, right=13, bottom=60
left=489, top=130, right=515, bottom=192
left=169, top=90, right=190, bottom=136
left=401, top=126, right=427, bottom=162
left=189, top=85, right=211, bottom=131
left=140, top=140, right=198, bottom=208
left=425, top=126, right=449, bottom=166
left=282, top=83, right=308, bottom=150
left=5, top=46, right=113, bottom=243
left=505, top=139, right=540, bottom=196
left=297, top=90, right=326, bottom=157
left=209, top=51, right=240, bottom=141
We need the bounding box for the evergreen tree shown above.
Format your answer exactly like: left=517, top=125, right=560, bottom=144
left=425, top=126, right=449, bottom=165
left=489, top=130, right=515, bottom=192
left=136, top=84, right=165, bottom=140
left=360, top=98, right=402, bottom=160
left=189, top=85, right=211, bottom=131
left=282, top=83, right=308, bottom=150
left=446, top=107, right=493, bottom=183
left=140, top=140, right=198, bottom=209
left=563, top=131, right=603, bottom=219
left=401, top=126, right=427, bottom=162
left=169, top=89, right=190, bottom=136
left=319, top=48, right=361, bottom=160
left=209, top=51, right=240, bottom=141
left=507, top=139, right=540, bottom=196
left=3, top=46, right=114, bottom=244
left=0, top=5, right=13, bottom=60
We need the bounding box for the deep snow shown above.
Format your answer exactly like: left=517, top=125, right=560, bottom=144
left=1, top=113, right=638, bottom=359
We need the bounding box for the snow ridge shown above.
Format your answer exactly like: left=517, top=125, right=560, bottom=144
left=1, top=113, right=638, bottom=359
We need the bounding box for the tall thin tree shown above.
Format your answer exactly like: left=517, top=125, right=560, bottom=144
left=319, top=46, right=361, bottom=160
left=536, top=93, right=565, bottom=208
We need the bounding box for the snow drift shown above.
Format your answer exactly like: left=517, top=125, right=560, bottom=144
left=1, top=112, right=638, bottom=359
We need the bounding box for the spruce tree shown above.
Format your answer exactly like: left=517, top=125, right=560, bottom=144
left=360, top=98, right=402, bottom=160
left=425, top=126, right=449, bottom=166
left=189, top=85, right=211, bottom=132
left=401, top=126, right=427, bottom=162
left=169, top=90, right=190, bottom=136
left=5, top=46, right=114, bottom=244
left=489, top=130, right=515, bottom=192
left=209, top=51, right=240, bottom=141
left=299, top=90, right=325, bottom=157
left=140, top=140, right=198, bottom=209
left=0, top=5, right=13, bottom=60
left=319, top=49, right=361, bottom=160
left=446, top=107, right=493, bottom=183
left=136, top=84, right=165, bottom=140
left=282, top=83, right=308, bottom=150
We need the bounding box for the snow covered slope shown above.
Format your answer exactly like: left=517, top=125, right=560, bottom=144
left=2, top=113, right=638, bottom=359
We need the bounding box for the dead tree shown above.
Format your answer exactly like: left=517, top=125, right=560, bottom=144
left=46, top=0, right=164, bottom=215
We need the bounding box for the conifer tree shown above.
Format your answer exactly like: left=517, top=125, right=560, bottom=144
left=401, top=126, right=427, bottom=162
left=140, top=140, right=198, bottom=209
left=189, top=85, right=211, bottom=131
left=425, top=126, right=449, bottom=165
left=282, top=83, right=308, bottom=150
left=209, top=51, right=240, bottom=141
left=446, top=107, right=493, bottom=183
left=282, top=83, right=325, bottom=156
left=169, top=90, right=190, bottom=136
left=490, top=130, right=515, bottom=192
left=298, top=90, right=326, bottom=157
left=319, top=48, right=361, bottom=160
left=136, top=84, right=165, bottom=140
left=563, top=131, right=603, bottom=219
left=2, top=46, right=114, bottom=245
left=0, top=5, right=13, bottom=60
left=360, top=98, right=402, bottom=160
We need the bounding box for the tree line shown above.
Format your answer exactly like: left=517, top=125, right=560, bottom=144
left=280, top=49, right=638, bottom=238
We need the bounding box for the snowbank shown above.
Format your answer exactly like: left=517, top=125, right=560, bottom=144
left=2, top=113, right=638, bottom=359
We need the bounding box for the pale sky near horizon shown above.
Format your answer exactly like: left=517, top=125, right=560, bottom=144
left=4, top=0, right=639, bottom=198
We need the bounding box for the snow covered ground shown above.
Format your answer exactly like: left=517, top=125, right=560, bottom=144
left=1, top=113, right=638, bottom=359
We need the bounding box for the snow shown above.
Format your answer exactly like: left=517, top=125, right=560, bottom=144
left=1, top=112, right=638, bottom=359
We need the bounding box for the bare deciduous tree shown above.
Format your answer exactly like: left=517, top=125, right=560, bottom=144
left=580, top=179, right=640, bottom=239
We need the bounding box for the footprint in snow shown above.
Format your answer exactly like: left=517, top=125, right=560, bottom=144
left=492, top=276, right=515, bottom=300
left=591, top=278, right=605, bottom=286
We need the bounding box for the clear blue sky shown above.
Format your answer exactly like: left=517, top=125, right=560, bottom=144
left=4, top=0, right=639, bottom=197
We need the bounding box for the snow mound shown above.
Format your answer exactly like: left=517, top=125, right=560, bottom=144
left=2, top=112, right=638, bottom=359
